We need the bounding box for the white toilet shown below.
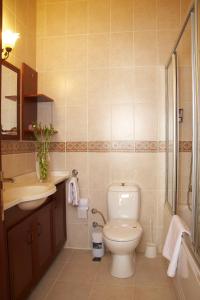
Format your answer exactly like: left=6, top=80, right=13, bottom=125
left=103, top=184, right=143, bottom=278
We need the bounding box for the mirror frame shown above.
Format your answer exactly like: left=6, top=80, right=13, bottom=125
left=1, top=60, right=20, bottom=140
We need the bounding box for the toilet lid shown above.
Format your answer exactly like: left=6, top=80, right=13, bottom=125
left=103, top=219, right=142, bottom=242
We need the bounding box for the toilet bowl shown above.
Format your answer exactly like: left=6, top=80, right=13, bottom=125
left=103, top=219, right=142, bottom=278
left=103, top=184, right=143, bottom=278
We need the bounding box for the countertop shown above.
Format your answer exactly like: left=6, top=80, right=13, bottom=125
left=3, top=171, right=70, bottom=211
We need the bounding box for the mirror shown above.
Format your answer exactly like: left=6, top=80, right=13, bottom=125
left=1, top=61, right=20, bottom=139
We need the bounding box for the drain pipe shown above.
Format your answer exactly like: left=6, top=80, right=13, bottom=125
left=91, top=208, right=106, bottom=225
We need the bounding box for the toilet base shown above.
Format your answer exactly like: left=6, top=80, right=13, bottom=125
left=111, top=253, right=135, bottom=278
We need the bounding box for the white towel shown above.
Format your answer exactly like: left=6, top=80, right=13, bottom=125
left=162, top=215, right=190, bottom=277
left=67, top=177, right=80, bottom=206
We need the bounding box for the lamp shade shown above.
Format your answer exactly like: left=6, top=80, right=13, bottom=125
left=2, top=30, right=20, bottom=49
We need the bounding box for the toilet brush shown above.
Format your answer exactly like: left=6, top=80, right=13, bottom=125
left=145, top=217, right=157, bottom=258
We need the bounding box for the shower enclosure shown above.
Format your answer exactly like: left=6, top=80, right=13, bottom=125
left=165, top=0, right=200, bottom=265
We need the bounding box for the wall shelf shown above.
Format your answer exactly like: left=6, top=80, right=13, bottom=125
left=5, top=95, right=17, bottom=101
left=24, top=94, right=54, bottom=102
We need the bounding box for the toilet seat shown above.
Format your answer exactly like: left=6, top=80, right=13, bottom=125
left=103, top=219, right=142, bottom=242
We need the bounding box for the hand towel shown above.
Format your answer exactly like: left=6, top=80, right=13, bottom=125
left=162, top=215, right=190, bottom=277
left=67, top=177, right=80, bottom=206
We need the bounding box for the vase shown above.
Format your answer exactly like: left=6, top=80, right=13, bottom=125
left=36, top=151, right=49, bottom=182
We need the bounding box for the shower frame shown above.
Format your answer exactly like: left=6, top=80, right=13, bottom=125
left=165, top=0, right=200, bottom=263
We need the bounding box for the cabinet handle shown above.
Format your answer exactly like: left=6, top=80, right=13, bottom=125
left=26, top=231, right=32, bottom=245
left=37, top=222, right=41, bottom=237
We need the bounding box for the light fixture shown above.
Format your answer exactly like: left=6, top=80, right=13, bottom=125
left=2, top=30, right=20, bottom=61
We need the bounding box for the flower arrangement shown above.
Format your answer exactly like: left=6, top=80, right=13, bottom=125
left=33, top=123, right=55, bottom=181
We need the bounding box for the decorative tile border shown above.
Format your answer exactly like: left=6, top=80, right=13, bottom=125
left=1, top=141, right=35, bottom=155
left=1, top=140, right=192, bottom=154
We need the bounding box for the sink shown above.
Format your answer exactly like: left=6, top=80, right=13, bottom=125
left=4, top=184, right=56, bottom=210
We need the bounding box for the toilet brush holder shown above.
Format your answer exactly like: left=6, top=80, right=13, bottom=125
left=145, top=242, right=157, bottom=258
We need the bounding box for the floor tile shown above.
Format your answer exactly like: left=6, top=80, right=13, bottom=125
left=46, top=281, right=92, bottom=300
left=134, top=285, right=177, bottom=300
left=28, top=278, right=54, bottom=300
left=89, top=284, right=134, bottom=300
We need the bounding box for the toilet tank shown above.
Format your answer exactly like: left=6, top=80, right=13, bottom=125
left=108, top=184, right=140, bottom=220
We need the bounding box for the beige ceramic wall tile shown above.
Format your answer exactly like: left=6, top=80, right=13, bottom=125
left=88, top=34, right=109, bottom=68
left=134, top=67, right=158, bottom=103
left=110, top=68, right=134, bottom=103
left=43, top=37, right=66, bottom=71
left=88, top=153, right=111, bottom=190
left=88, top=105, right=111, bottom=141
left=110, top=153, right=137, bottom=184
left=88, top=0, right=110, bottom=33
left=66, top=35, right=87, bottom=69
left=3, top=5, right=15, bottom=32
left=178, top=66, right=192, bottom=103
left=4, top=0, right=16, bottom=12
left=67, top=0, right=87, bottom=34
left=16, top=0, right=28, bottom=25
left=50, top=152, right=68, bottom=171
left=140, top=189, right=157, bottom=225
left=134, top=0, right=157, bottom=30
left=88, top=69, right=110, bottom=105
left=36, top=3, right=46, bottom=36
left=111, top=104, right=134, bottom=140
left=134, top=31, right=157, bottom=66
left=157, top=30, right=179, bottom=65
left=46, top=2, right=66, bottom=36
left=181, top=0, right=193, bottom=23
left=38, top=71, right=67, bottom=104
left=68, top=152, right=89, bottom=190
left=134, top=103, right=158, bottom=140
left=66, top=69, right=87, bottom=106
left=52, top=105, right=67, bottom=141
left=111, top=0, right=133, bottom=32
left=157, top=0, right=181, bottom=30
left=110, top=32, right=133, bottom=67
left=66, top=223, right=89, bottom=249
left=67, top=106, right=87, bottom=141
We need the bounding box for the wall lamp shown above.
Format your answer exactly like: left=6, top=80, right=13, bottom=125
left=2, top=30, right=20, bottom=61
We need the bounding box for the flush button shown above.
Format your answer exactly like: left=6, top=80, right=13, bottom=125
left=121, top=182, right=125, bottom=186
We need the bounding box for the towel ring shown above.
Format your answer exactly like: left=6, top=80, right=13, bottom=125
left=72, top=169, right=78, bottom=177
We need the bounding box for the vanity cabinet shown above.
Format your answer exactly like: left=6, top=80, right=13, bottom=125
left=4, top=181, right=66, bottom=300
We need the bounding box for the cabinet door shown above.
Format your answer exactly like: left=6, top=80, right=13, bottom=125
left=8, top=217, right=33, bottom=300
left=53, top=182, right=66, bottom=253
left=33, top=202, right=53, bottom=278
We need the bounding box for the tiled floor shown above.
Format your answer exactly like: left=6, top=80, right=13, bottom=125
left=28, top=249, right=177, bottom=300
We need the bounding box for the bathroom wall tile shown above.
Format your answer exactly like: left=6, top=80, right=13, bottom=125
left=134, top=0, right=156, bottom=30
left=38, top=71, right=67, bottom=104
left=16, top=0, right=28, bottom=25
left=111, top=104, right=134, bottom=140
left=88, top=0, right=110, bottom=33
left=178, top=66, right=192, bottom=103
left=66, top=223, right=89, bottom=249
left=134, top=103, right=158, bottom=141
left=140, top=190, right=157, bottom=226
left=157, top=30, right=179, bottom=65
left=66, top=35, right=87, bottom=69
left=110, top=68, right=134, bottom=104
left=111, top=0, right=133, bottom=32
left=46, top=2, right=66, bottom=36
left=67, top=106, right=87, bottom=142
left=110, top=153, right=136, bottom=184
left=67, top=203, right=89, bottom=225
left=110, top=32, right=133, bottom=67
left=134, top=67, right=158, bottom=103
left=68, top=152, right=89, bottom=190
left=37, top=102, right=52, bottom=126
left=88, top=34, right=109, bottom=68
left=49, top=152, right=68, bottom=171
left=179, top=101, right=192, bottom=141
left=134, top=31, right=157, bottom=66
left=88, top=105, right=111, bottom=141
left=157, top=0, right=181, bottom=30
left=36, top=3, right=46, bottom=36
left=66, top=69, right=87, bottom=106
left=52, top=105, right=67, bottom=141
left=43, top=37, right=66, bottom=71
left=67, top=0, right=87, bottom=34
left=89, top=189, right=108, bottom=222
left=88, top=69, right=110, bottom=105
left=181, top=0, right=193, bottom=24
left=88, top=153, right=111, bottom=190
left=4, top=0, right=15, bottom=12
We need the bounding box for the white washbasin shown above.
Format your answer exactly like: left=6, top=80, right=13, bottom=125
left=3, top=184, right=56, bottom=210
